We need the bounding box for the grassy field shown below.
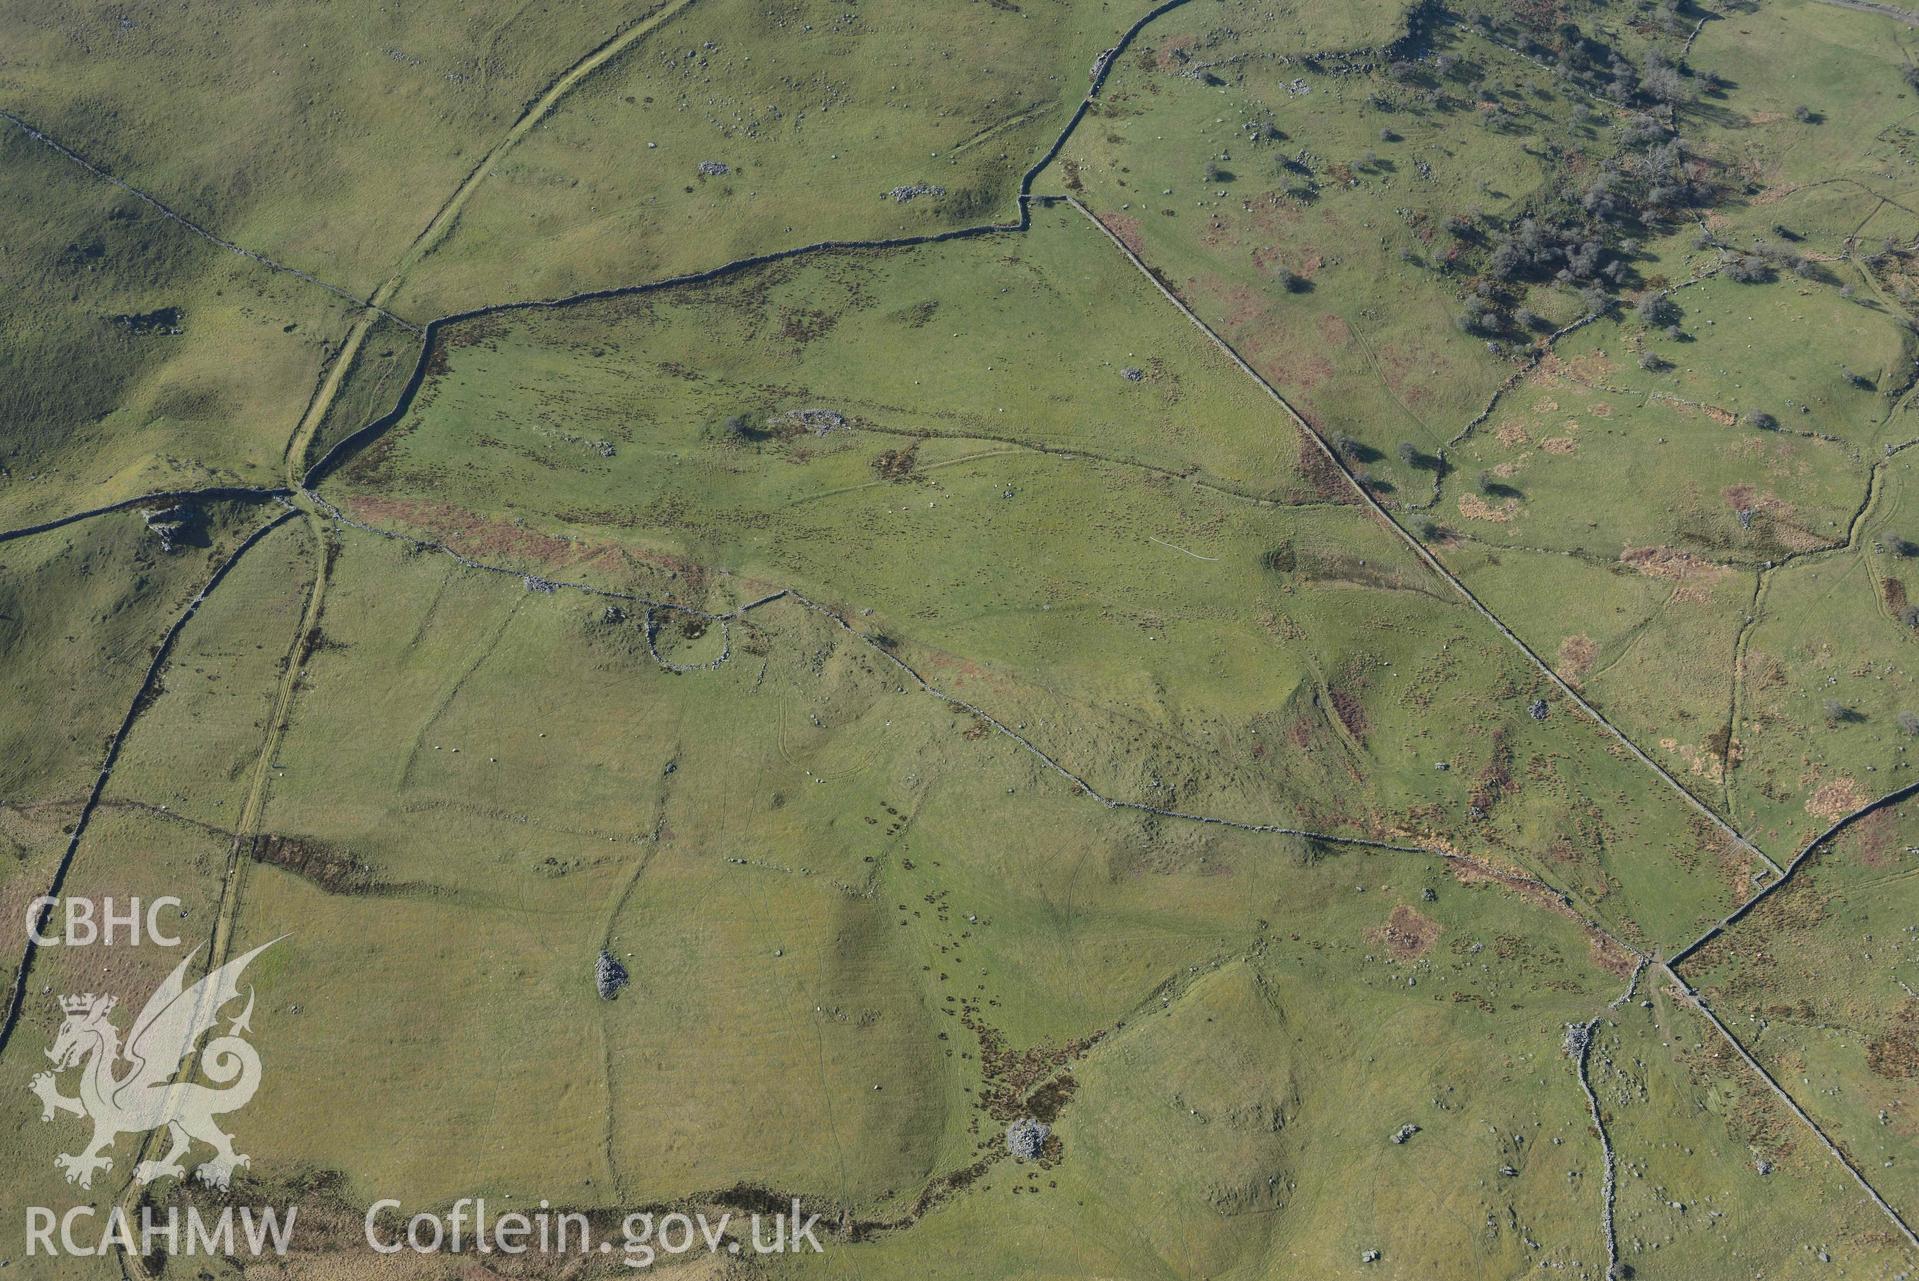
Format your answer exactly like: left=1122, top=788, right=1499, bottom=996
left=1438, top=274, right=1900, bottom=560
left=0, top=499, right=284, bottom=945
left=0, top=0, right=694, bottom=297
left=1043, top=1, right=1604, bottom=498
left=9, top=0, right=1919, bottom=1274
left=0, top=128, right=357, bottom=527
left=392, top=0, right=1133, bottom=315
left=146, top=530, right=1640, bottom=1276
left=1683, top=0, right=1919, bottom=254
left=1683, top=794, right=1919, bottom=1242
left=1590, top=986, right=1919, bottom=1278
left=326, top=207, right=1770, bottom=948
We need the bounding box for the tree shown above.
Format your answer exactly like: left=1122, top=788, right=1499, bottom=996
left=1641, top=62, right=1690, bottom=105
left=1743, top=410, right=1779, bottom=431
left=1899, top=710, right=1919, bottom=735
left=1634, top=293, right=1678, bottom=327
left=1457, top=307, right=1499, bottom=337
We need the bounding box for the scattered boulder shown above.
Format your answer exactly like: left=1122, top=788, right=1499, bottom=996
left=1391, top=1123, right=1420, bottom=1144
left=886, top=183, right=946, bottom=203
left=778, top=407, right=846, bottom=436
left=595, top=950, right=629, bottom=1000
left=1006, top=1117, right=1049, bottom=1159
left=1120, top=366, right=1144, bottom=381
left=112, top=305, right=183, bottom=335
left=1528, top=698, right=1549, bottom=721
left=142, top=505, right=200, bottom=553
left=697, top=160, right=731, bottom=177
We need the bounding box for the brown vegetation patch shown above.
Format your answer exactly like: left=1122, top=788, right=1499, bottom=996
left=1739, top=648, right=1786, bottom=692
left=1458, top=493, right=1515, bottom=523
left=1298, top=436, right=1355, bottom=502
left=1097, top=212, right=1145, bottom=257
left=1471, top=729, right=1515, bottom=814
left=342, top=495, right=671, bottom=586
left=1558, top=633, right=1598, bottom=680
left=1369, top=904, right=1442, bottom=960
left=1869, top=1005, right=1919, bottom=1079
left=1620, top=545, right=1726, bottom=583
left=1154, top=33, right=1198, bottom=70
left=1588, top=933, right=1637, bottom=979
left=1620, top=545, right=1729, bottom=603
left=1806, top=776, right=1872, bottom=823
left=871, top=443, right=919, bottom=481
left=1849, top=806, right=1900, bottom=869
left=250, top=835, right=375, bottom=895
left=1328, top=685, right=1369, bottom=741
left=1261, top=343, right=1336, bottom=393
left=1494, top=419, right=1531, bottom=447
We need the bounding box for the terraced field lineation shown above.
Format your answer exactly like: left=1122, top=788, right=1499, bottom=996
left=22, top=2, right=1902, bottom=1267
left=311, top=498, right=1636, bottom=958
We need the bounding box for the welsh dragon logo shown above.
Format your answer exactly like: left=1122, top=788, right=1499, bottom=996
left=29, top=940, right=278, bottom=1190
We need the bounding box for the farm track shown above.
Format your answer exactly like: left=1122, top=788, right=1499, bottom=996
left=0, top=508, right=299, bottom=1057
left=1811, top=0, right=1919, bottom=25
left=8, top=0, right=1909, bottom=1263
